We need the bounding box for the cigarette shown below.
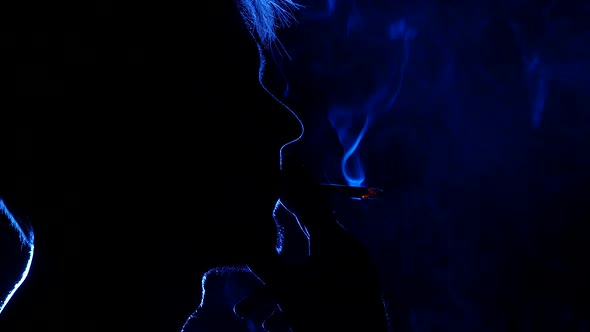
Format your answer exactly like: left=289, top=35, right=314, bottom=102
left=319, top=183, right=384, bottom=200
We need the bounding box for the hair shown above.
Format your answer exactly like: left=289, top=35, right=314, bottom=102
left=236, top=0, right=302, bottom=47
left=0, top=198, right=34, bottom=248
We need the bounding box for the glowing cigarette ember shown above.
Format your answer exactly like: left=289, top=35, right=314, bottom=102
left=319, top=184, right=384, bottom=200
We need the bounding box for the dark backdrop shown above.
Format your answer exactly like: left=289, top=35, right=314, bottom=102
left=2, top=1, right=590, bottom=332
left=0, top=1, right=297, bottom=331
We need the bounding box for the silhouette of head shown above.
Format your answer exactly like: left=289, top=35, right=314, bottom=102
left=242, top=0, right=590, bottom=330
left=0, top=199, right=34, bottom=316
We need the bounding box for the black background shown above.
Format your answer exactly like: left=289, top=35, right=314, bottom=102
left=0, top=1, right=297, bottom=331
left=3, top=1, right=590, bottom=331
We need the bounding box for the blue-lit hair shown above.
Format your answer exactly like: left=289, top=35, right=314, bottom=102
left=0, top=199, right=34, bottom=248
left=237, top=0, right=301, bottom=47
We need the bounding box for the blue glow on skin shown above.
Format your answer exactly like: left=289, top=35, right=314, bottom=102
left=251, top=42, right=304, bottom=173
left=181, top=268, right=210, bottom=331
left=277, top=199, right=310, bottom=253
left=273, top=198, right=311, bottom=254
left=181, top=3, right=309, bottom=330
left=254, top=37, right=310, bottom=255
left=273, top=199, right=286, bottom=254
left=186, top=1, right=590, bottom=330
left=0, top=198, right=35, bottom=315
left=250, top=4, right=413, bottom=189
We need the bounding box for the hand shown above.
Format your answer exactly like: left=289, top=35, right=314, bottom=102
left=236, top=163, right=389, bottom=332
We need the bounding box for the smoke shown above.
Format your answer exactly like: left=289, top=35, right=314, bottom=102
left=186, top=0, right=590, bottom=330
left=256, top=0, right=590, bottom=330
left=259, top=0, right=415, bottom=187
left=328, top=109, right=369, bottom=186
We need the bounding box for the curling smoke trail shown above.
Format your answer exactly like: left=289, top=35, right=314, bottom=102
left=328, top=16, right=414, bottom=186
left=328, top=110, right=370, bottom=187
left=526, top=55, right=548, bottom=128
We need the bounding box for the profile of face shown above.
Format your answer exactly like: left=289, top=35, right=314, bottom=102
left=179, top=0, right=590, bottom=331
left=255, top=0, right=590, bottom=330
left=0, top=199, right=34, bottom=316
